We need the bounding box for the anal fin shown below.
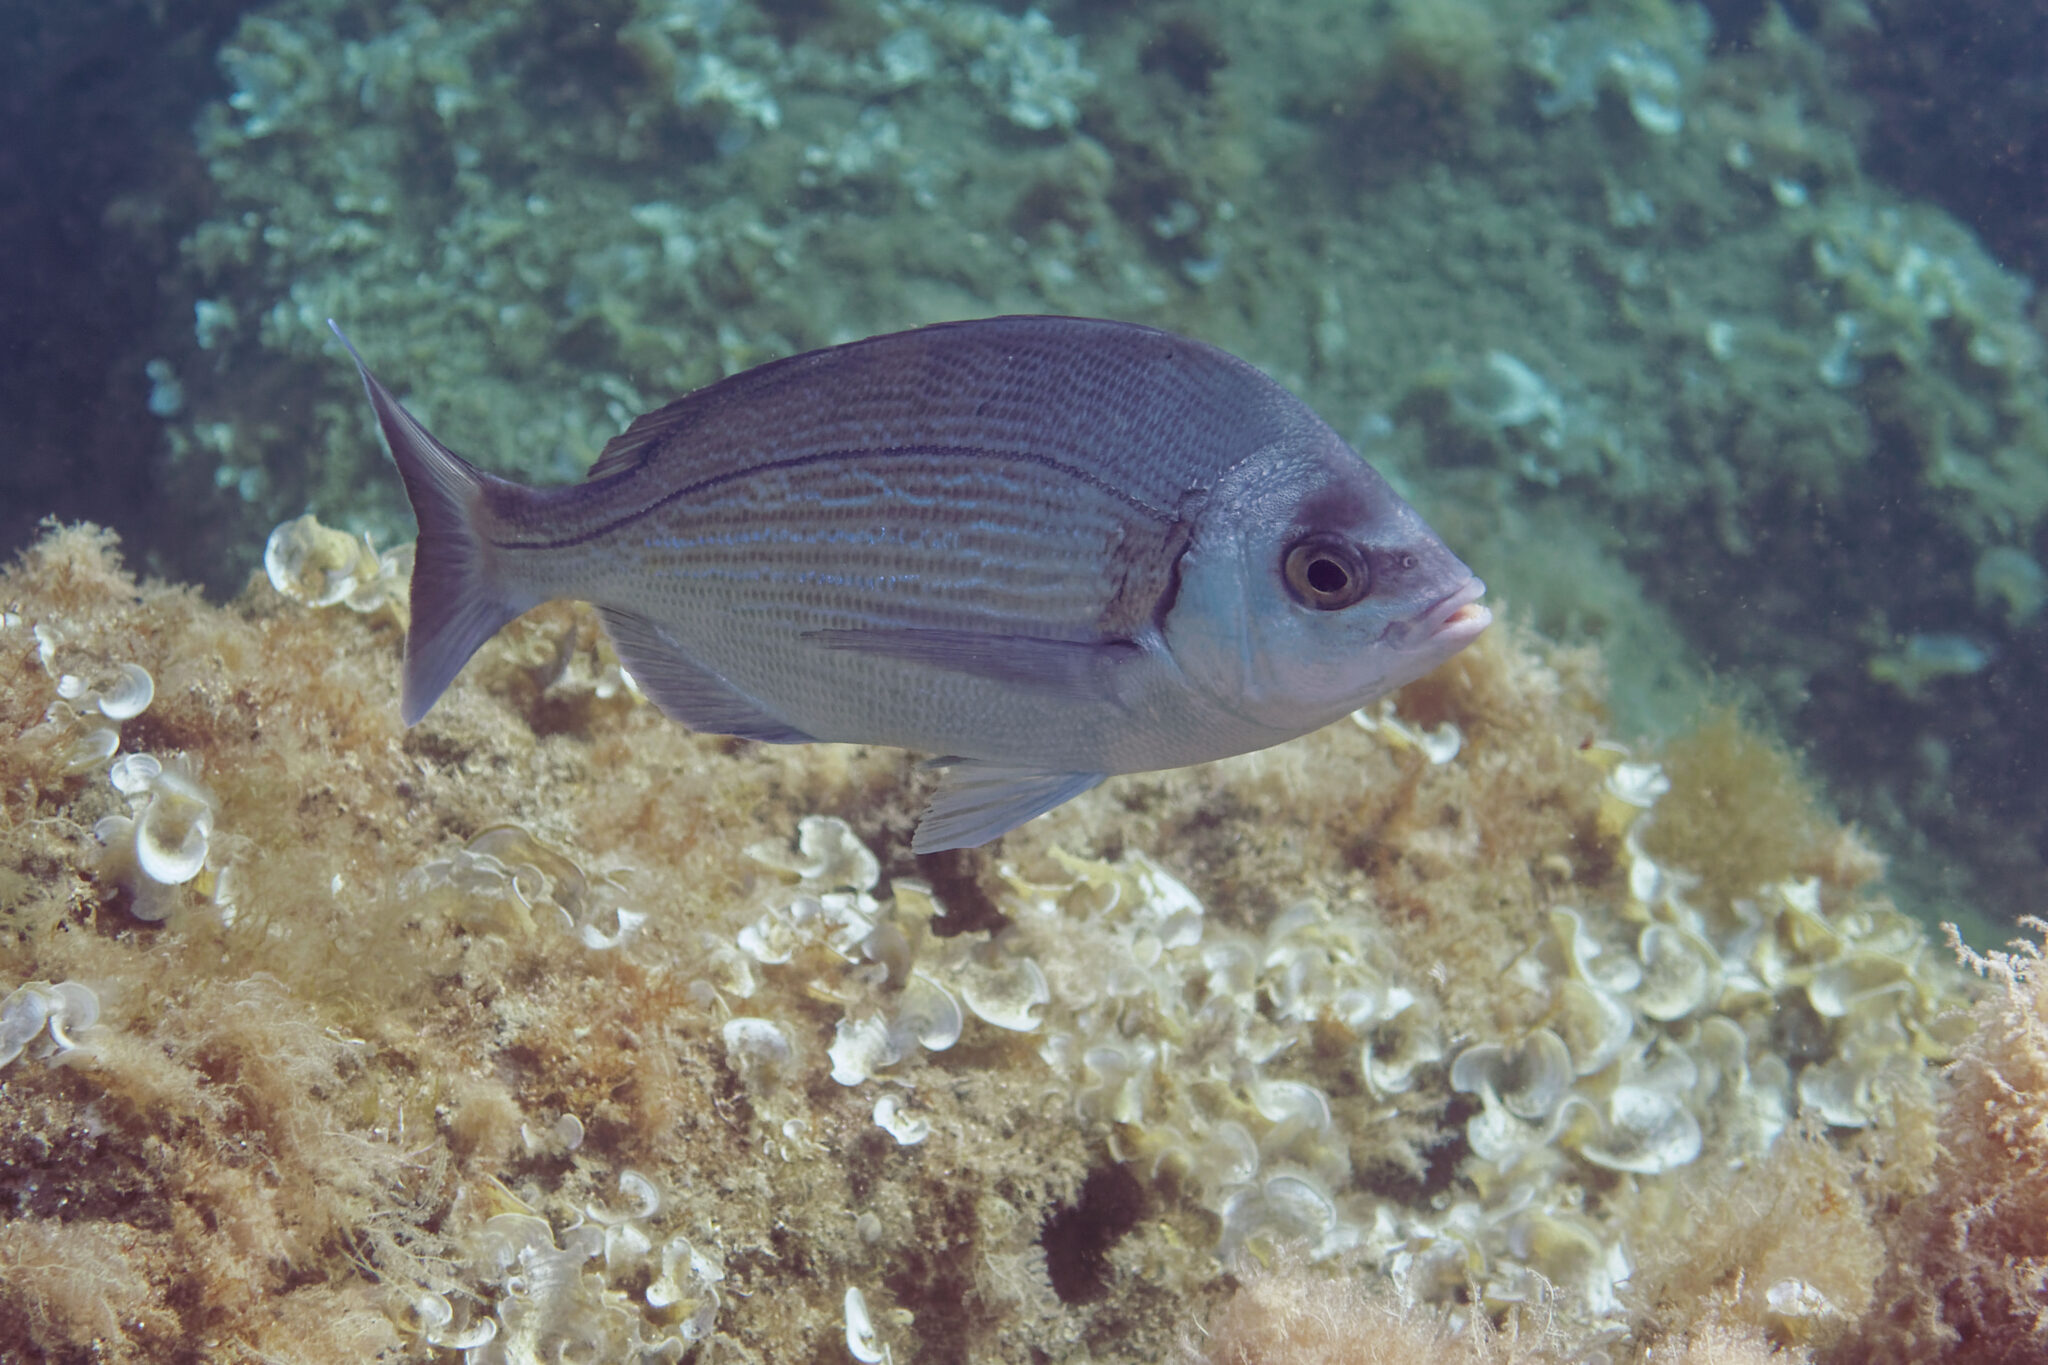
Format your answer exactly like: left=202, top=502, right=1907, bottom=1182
left=599, top=608, right=816, bottom=744
left=913, top=761, right=1105, bottom=854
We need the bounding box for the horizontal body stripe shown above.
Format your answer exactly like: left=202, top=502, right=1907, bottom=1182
left=491, top=443, right=1178, bottom=553
left=502, top=441, right=1176, bottom=638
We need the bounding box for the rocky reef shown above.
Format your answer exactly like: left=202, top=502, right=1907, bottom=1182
left=5, top=521, right=2040, bottom=1363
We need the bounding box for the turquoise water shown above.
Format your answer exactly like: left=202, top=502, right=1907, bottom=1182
left=4, top=0, right=2044, bottom=938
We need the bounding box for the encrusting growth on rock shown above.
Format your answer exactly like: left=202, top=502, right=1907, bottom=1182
left=0, top=523, right=2030, bottom=1363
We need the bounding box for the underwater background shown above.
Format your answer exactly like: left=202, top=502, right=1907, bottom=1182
left=6, top=0, right=2047, bottom=941
left=4, top=1, right=2048, bottom=1361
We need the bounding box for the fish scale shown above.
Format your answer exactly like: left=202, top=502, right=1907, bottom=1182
left=334, top=315, right=1489, bottom=852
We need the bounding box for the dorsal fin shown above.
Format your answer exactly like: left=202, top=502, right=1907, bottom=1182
left=585, top=398, right=696, bottom=481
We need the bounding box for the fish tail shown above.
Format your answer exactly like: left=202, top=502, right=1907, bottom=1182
left=329, top=321, right=536, bottom=726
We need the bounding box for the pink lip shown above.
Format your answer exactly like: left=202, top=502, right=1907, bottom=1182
left=1386, top=576, right=1490, bottom=649
left=1425, top=577, right=1490, bottom=634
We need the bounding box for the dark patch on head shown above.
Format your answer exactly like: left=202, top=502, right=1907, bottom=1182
left=1291, top=480, right=1370, bottom=534
left=1140, top=16, right=1229, bottom=96
left=1042, top=1164, right=1145, bottom=1304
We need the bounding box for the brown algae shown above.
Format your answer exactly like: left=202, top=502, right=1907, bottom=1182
left=0, top=522, right=2024, bottom=1364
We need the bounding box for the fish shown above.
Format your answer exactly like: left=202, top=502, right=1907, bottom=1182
left=330, top=315, right=1490, bottom=853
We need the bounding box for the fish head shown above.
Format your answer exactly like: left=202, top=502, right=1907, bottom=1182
left=1163, top=431, right=1490, bottom=734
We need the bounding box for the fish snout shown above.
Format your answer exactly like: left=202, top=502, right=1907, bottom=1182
left=1384, top=576, right=1491, bottom=652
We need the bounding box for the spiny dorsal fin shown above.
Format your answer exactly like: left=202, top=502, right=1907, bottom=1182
left=586, top=398, right=696, bottom=481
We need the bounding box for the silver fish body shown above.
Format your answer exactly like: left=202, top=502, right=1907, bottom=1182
left=334, top=316, right=1489, bottom=851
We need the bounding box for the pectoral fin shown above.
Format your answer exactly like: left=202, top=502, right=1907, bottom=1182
left=913, top=761, right=1104, bottom=854
left=599, top=608, right=816, bottom=744
left=807, top=627, right=1139, bottom=704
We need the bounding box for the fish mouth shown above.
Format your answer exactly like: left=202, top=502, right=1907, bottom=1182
left=1388, top=576, right=1491, bottom=650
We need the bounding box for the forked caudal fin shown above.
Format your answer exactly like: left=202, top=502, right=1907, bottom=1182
left=329, top=320, right=536, bottom=725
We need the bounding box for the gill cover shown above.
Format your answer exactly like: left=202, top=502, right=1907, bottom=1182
left=1163, top=435, right=1482, bottom=732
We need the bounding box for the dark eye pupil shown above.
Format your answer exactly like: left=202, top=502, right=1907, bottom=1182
left=1283, top=536, right=1370, bottom=609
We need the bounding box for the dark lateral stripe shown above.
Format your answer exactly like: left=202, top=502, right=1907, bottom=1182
left=488, top=443, right=1180, bottom=553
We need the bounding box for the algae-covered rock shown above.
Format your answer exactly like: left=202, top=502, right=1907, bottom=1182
left=1, top=522, right=2018, bottom=1363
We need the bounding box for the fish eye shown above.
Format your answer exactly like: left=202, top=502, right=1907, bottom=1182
left=1282, top=535, right=1370, bottom=610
